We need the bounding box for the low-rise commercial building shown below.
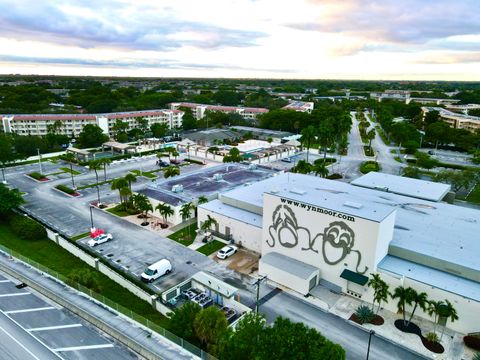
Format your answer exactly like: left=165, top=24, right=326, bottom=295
left=198, top=172, right=479, bottom=333
left=169, top=102, right=268, bottom=120
left=282, top=101, right=314, bottom=113
left=1, top=109, right=184, bottom=137
left=422, top=106, right=480, bottom=132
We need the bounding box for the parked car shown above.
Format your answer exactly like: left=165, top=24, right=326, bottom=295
left=281, top=157, right=292, bottom=163
left=216, top=245, right=238, bottom=260
left=157, top=160, right=169, bottom=167
left=170, top=159, right=181, bottom=165
left=141, top=259, right=172, bottom=283
left=87, top=233, right=112, bottom=247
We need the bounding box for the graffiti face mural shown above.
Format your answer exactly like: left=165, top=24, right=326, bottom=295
left=267, top=205, right=368, bottom=274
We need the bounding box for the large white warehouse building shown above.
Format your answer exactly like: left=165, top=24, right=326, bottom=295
left=198, top=172, right=479, bottom=334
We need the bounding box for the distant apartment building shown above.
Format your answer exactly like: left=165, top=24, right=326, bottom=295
left=422, top=107, right=480, bottom=132
left=1, top=109, right=184, bottom=137
left=370, top=91, right=460, bottom=106
left=281, top=101, right=314, bottom=113
left=169, top=102, right=268, bottom=120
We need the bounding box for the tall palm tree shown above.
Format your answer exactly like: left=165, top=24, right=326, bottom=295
left=135, top=194, right=152, bottom=225
left=406, top=291, right=429, bottom=326
left=99, top=158, right=111, bottom=181
left=164, top=166, right=180, bottom=178
left=156, top=203, right=174, bottom=225
left=180, top=202, right=194, bottom=238
left=124, top=173, right=137, bottom=190
left=119, top=187, right=132, bottom=209
left=367, top=128, right=376, bottom=153
left=111, top=178, right=129, bottom=207
left=318, top=120, right=335, bottom=160
left=427, top=300, right=445, bottom=334
left=88, top=159, right=103, bottom=205
left=63, top=152, right=76, bottom=189
left=368, top=273, right=390, bottom=314
left=300, top=126, right=316, bottom=163
left=439, top=300, right=458, bottom=340
left=292, top=160, right=312, bottom=174
left=201, top=215, right=218, bottom=233
left=392, top=286, right=415, bottom=326
left=313, top=161, right=329, bottom=178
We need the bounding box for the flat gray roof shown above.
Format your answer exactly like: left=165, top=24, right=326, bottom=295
left=350, top=172, right=451, bottom=202
left=199, top=200, right=263, bottom=228
left=220, top=173, right=480, bottom=278
left=379, top=256, right=480, bottom=302
left=261, top=252, right=318, bottom=280
left=138, top=188, right=185, bottom=206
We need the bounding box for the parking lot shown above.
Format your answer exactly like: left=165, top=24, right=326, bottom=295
left=0, top=272, right=137, bottom=360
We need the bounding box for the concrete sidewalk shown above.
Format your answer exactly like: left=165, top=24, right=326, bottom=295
left=0, top=251, right=198, bottom=360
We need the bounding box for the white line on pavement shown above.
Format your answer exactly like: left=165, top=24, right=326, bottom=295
left=29, top=324, right=82, bottom=332
left=53, top=344, right=114, bottom=352
left=5, top=307, right=55, bottom=314
left=0, top=324, right=42, bottom=360
left=0, top=280, right=11, bottom=283
left=0, top=292, right=30, bottom=297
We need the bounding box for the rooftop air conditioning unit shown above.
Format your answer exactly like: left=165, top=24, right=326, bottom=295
left=172, top=184, right=183, bottom=193
left=213, top=173, right=223, bottom=181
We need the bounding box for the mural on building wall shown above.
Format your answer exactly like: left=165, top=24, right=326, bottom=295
left=267, top=204, right=368, bottom=274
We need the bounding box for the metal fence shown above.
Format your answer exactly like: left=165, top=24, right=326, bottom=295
left=0, top=243, right=216, bottom=360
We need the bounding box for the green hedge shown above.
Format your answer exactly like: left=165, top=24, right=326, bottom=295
left=360, top=161, right=380, bottom=174
left=10, top=216, right=47, bottom=241
left=28, top=172, right=47, bottom=180
left=56, top=184, right=75, bottom=195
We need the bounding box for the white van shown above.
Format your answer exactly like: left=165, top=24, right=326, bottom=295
left=141, top=259, right=172, bottom=283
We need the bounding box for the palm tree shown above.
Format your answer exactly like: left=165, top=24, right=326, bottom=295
left=135, top=194, right=153, bottom=225
left=300, top=126, right=316, bottom=162
left=427, top=300, right=445, bottom=334
left=88, top=159, right=103, bottom=205
left=164, top=166, right=180, bottom=178
left=439, top=300, right=458, bottom=340
left=368, top=273, right=390, bottom=314
left=63, top=152, right=76, bottom=189
left=99, top=158, right=111, bottom=181
left=313, top=161, right=329, bottom=178
left=201, top=215, right=218, bottom=233
left=180, top=202, right=194, bottom=238
left=367, top=128, right=376, bottom=153
left=292, top=160, right=312, bottom=174
left=124, top=173, right=137, bottom=190
left=406, top=290, right=429, bottom=326
left=119, top=187, right=132, bottom=209
left=156, top=203, right=174, bottom=225
left=197, top=196, right=208, bottom=205
left=392, top=286, right=415, bottom=326
left=318, top=120, right=335, bottom=160
left=111, top=178, right=129, bottom=207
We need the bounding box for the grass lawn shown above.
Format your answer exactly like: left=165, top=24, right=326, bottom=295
left=106, top=204, right=139, bottom=217
left=71, top=232, right=91, bottom=241
left=0, top=218, right=168, bottom=328
left=196, top=240, right=225, bottom=256
left=77, top=179, right=112, bottom=190
left=466, top=183, right=480, bottom=204
left=60, top=167, right=81, bottom=175
left=168, top=223, right=198, bottom=246
left=130, top=170, right=157, bottom=179
left=394, top=156, right=402, bottom=163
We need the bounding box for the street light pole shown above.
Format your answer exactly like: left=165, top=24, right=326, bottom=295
left=366, top=330, right=375, bottom=360
left=89, top=205, right=94, bottom=230
left=254, top=275, right=267, bottom=313
left=37, top=148, right=43, bottom=174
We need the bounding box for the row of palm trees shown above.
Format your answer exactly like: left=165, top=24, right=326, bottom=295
left=291, top=159, right=329, bottom=177
left=368, top=274, right=458, bottom=340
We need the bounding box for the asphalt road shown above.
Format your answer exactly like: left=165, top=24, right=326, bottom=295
left=4, top=155, right=426, bottom=360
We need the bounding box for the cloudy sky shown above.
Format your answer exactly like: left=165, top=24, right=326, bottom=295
left=1, top=0, right=479, bottom=80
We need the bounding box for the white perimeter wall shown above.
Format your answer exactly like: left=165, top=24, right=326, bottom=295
left=198, top=207, right=262, bottom=253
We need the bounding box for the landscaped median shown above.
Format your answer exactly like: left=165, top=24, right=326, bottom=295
left=27, top=171, right=49, bottom=181
left=167, top=223, right=198, bottom=247
left=55, top=184, right=81, bottom=197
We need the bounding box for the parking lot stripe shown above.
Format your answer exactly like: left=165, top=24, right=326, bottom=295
left=0, top=292, right=30, bottom=297
left=0, top=324, right=42, bottom=360
left=29, top=324, right=82, bottom=332
left=53, top=344, right=114, bottom=352
left=0, top=280, right=10, bottom=283
left=5, top=306, right=55, bottom=314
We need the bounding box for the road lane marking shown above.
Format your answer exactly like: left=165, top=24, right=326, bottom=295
left=0, top=280, right=10, bottom=283
left=0, top=323, right=42, bottom=360
left=0, top=292, right=30, bottom=297
left=53, top=344, right=114, bottom=352
left=29, top=324, right=82, bottom=332
left=5, top=306, right=55, bottom=314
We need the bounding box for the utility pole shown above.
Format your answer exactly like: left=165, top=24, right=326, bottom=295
left=366, top=330, right=375, bottom=360
left=254, top=275, right=267, bottom=313
left=89, top=205, right=95, bottom=230
left=37, top=148, right=43, bottom=174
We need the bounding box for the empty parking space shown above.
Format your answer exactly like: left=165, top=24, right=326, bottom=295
left=0, top=272, right=138, bottom=360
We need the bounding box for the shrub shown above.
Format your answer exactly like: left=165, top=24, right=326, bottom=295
left=465, top=336, right=480, bottom=351
left=66, top=268, right=102, bottom=293
left=355, top=305, right=375, bottom=324
left=56, top=184, right=75, bottom=195
left=426, top=332, right=439, bottom=343
left=360, top=161, right=380, bottom=174
left=415, top=151, right=439, bottom=169
left=326, top=173, right=343, bottom=180
left=9, top=215, right=47, bottom=241
left=28, top=172, right=46, bottom=180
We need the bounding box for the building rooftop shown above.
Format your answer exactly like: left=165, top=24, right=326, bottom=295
left=350, top=172, right=451, bottom=202
left=379, top=256, right=480, bottom=302
left=261, top=252, right=318, bottom=280
left=199, top=200, right=263, bottom=228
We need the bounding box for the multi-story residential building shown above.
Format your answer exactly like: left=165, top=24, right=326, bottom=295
left=422, top=107, right=480, bottom=132
left=281, top=100, right=314, bottom=113
left=1, top=109, right=184, bottom=137
left=169, top=102, right=268, bottom=120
